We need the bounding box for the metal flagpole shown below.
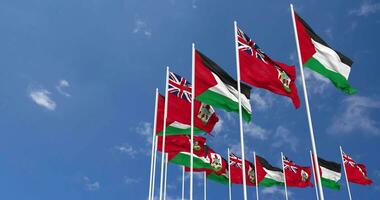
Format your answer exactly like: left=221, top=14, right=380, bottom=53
left=204, top=171, right=207, bottom=200
left=190, top=43, right=195, bottom=200
left=159, top=67, right=170, bottom=200
left=148, top=89, right=159, bottom=200
left=340, top=146, right=353, bottom=200
left=254, top=151, right=259, bottom=200
left=164, top=153, right=168, bottom=200
left=182, top=166, right=185, bottom=200
left=234, top=20, right=248, bottom=200
left=228, top=148, right=232, bottom=200
left=151, top=135, right=158, bottom=200
left=281, top=152, right=289, bottom=200
left=309, top=150, right=320, bottom=200
left=290, top=4, right=325, bottom=200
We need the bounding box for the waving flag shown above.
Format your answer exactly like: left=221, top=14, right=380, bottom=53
left=293, top=12, right=356, bottom=94
left=256, top=155, right=284, bottom=187
left=237, top=27, right=300, bottom=108
left=317, top=157, right=341, bottom=190
left=229, top=153, right=260, bottom=186
left=195, top=49, right=252, bottom=122
left=342, top=151, right=373, bottom=185
left=283, top=156, right=312, bottom=187
left=157, top=135, right=206, bottom=153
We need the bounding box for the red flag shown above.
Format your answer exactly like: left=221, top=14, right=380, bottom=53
left=343, top=152, right=373, bottom=185
left=229, top=153, right=258, bottom=186
left=283, top=156, right=312, bottom=187
left=237, top=27, right=300, bottom=108
left=157, top=135, right=206, bottom=153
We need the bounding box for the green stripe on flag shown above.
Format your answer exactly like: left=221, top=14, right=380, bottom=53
left=197, top=90, right=251, bottom=122
left=169, top=152, right=212, bottom=170
left=157, top=127, right=202, bottom=136
left=207, top=173, right=229, bottom=185
left=259, top=178, right=285, bottom=187
left=321, top=177, right=340, bottom=190
left=304, top=57, right=357, bottom=94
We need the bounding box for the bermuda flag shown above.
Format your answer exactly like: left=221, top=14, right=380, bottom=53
left=283, top=156, right=312, bottom=187
left=155, top=72, right=219, bottom=135
left=294, top=11, right=357, bottom=94
left=237, top=26, right=300, bottom=108
left=255, top=155, right=284, bottom=187
left=229, top=153, right=261, bottom=186
left=185, top=156, right=229, bottom=185
left=157, top=135, right=206, bottom=153
left=317, top=157, right=342, bottom=190
left=195, top=49, right=252, bottom=122
left=342, top=151, right=373, bottom=185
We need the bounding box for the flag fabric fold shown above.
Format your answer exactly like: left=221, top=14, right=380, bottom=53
left=283, top=156, right=312, bottom=188
left=317, top=157, right=341, bottom=190
left=256, top=155, right=284, bottom=187
left=195, top=49, right=252, bottom=122
left=229, top=153, right=260, bottom=186
left=293, top=11, right=356, bottom=94
left=237, top=27, right=301, bottom=108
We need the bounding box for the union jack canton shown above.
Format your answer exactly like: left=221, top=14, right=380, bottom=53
left=168, top=72, right=192, bottom=102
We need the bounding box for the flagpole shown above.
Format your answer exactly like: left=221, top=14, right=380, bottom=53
left=204, top=171, right=207, bottom=200
left=254, top=151, right=259, bottom=200
left=182, top=166, right=185, bottom=200
left=234, top=20, right=248, bottom=200
left=148, top=89, right=159, bottom=200
left=281, top=152, right=289, bottom=200
left=159, top=67, right=170, bottom=200
left=340, top=146, right=353, bottom=200
left=152, top=135, right=158, bottom=200
left=309, top=150, right=320, bottom=200
left=228, top=148, right=232, bottom=200
left=290, top=4, right=325, bottom=200
left=190, top=43, right=195, bottom=200
left=164, top=153, right=168, bottom=200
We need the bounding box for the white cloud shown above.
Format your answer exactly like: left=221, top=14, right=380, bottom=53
left=191, top=0, right=197, bottom=8
left=328, top=96, right=380, bottom=135
left=56, top=79, right=71, bottom=97
left=133, top=19, right=152, bottom=37
left=83, top=176, right=100, bottom=191
left=29, top=88, right=56, bottom=111
left=250, top=91, right=275, bottom=111
left=124, top=177, right=141, bottom=184
left=115, top=143, right=138, bottom=158
left=272, top=126, right=298, bottom=152
left=213, top=118, right=223, bottom=134
left=136, top=122, right=153, bottom=143
left=262, top=187, right=292, bottom=197
left=303, top=68, right=331, bottom=94
left=244, top=122, right=269, bottom=140
left=350, top=1, right=380, bottom=16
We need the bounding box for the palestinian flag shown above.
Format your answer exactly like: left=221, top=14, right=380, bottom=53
left=283, top=156, right=312, bottom=188
left=237, top=27, right=301, bottom=108
left=318, top=157, right=341, bottom=190
left=256, top=155, right=284, bottom=187
left=229, top=153, right=260, bottom=186
left=157, top=135, right=206, bottom=153
left=195, top=49, right=252, bottom=122
left=156, top=72, right=219, bottom=136
left=294, top=12, right=356, bottom=94
left=342, top=151, right=373, bottom=185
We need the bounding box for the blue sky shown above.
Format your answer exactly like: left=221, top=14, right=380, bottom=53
left=0, top=0, right=379, bottom=199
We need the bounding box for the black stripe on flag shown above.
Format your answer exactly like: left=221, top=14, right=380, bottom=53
left=318, top=157, right=341, bottom=173
left=257, top=155, right=283, bottom=172
left=196, top=49, right=252, bottom=99
left=295, top=12, right=353, bottom=67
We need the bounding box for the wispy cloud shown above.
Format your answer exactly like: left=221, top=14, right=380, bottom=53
left=213, top=118, right=223, bottom=134
left=83, top=176, right=100, bottom=191
left=136, top=122, right=153, bottom=143
left=191, top=0, right=198, bottom=9
left=272, top=126, right=299, bottom=152
left=244, top=122, right=269, bottom=140
left=350, top=1, right=380, bottom=16
left=250, top=91, right=275, bottom=111
left=328, top=96, right=380, bottom=135
left=124, top=177, right=141, bottom=184
left=56, top=79, right=71, bottom=97
left=262, top=187, right=292, bottom=197
left=114, top=143, right=138, bottom=158
left=133, top=19, right=152, bottom=37
left=29, top=88, right=56, bottom=111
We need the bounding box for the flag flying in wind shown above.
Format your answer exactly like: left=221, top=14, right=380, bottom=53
left=256, top=155, right=284, bottom=187
left=283, top=156, right=312, bottom=188
left=317, top=157, right=341, bottom=190
left=185, top=156, right=230, bottom=185
left=229, top=153, right=260, bottom=186
left=237, top=26, right=300, bottom=108
left=293, top=12, right=356, bottom=94
left=195, top=49, right=252, bottom=122
left=157, top=135, right=206, bottom=153
left=155, top=72, right=219, bottom=135
left=342, top=151, right=373, bottom=185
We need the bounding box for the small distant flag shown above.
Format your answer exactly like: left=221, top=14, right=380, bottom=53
left=342, top=151, right=373, bottom=185
left=282, top=156, right=312, bottom=188
left=317, top=157, right=342, bottom=190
